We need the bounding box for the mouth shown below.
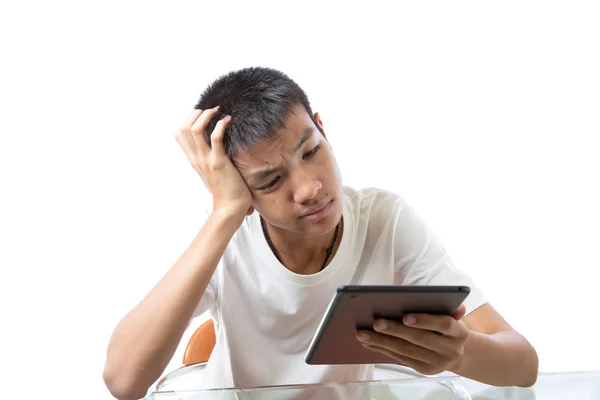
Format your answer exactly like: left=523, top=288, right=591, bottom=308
left=300, top=200, right=333, bottom=219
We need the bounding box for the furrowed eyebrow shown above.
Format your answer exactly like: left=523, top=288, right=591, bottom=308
left=293, top=128, right=313, bottom=152
left=248, top=128, right=315, bottom=183
left=249, top=166, right=281, bottom=183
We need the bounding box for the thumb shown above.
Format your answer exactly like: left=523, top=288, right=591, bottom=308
left=452, top=303, right=467, bottom=320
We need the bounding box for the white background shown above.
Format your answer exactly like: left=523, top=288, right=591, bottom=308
left=1, top=1, right=599, bottom=399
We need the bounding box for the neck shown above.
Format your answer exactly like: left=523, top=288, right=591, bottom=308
left=262, top=217, right=343, bottom=275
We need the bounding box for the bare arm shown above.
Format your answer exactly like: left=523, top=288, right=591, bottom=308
left=103, top=107, right=253, bottom=400
left=359, top=303, right=538, bottom=388
left=103, top=211, right=244, bottom=400
left=452, top=303, right=539, bottom=387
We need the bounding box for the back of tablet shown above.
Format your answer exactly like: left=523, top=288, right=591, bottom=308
left=305, top=285, right=470, bottom=365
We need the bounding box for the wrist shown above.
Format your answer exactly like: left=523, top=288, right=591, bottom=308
left=449, top=329, right=477, bottom=375
left=209, top=206, right=247, bottom=228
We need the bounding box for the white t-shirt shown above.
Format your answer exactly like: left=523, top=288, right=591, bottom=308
left=191, top=186, right=486, bottom=389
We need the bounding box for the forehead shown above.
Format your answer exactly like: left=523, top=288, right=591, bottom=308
left=232, top=106, right=318, bottom=166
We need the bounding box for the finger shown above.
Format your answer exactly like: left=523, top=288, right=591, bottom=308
left=210, top=115, right=231, bottom=154
left=371, top=319, right=459, bottom=356
left=181, top=109, right=204, bottom=130
left=177, top=109, right=204, bottom=160
left=174, top=134, right=209, bottom=186
left=190, top=106, right=220, bottom=152
left=357, top=330, right=444, bottom=365
left=362, top=344, right=432, bottom=373
left=402, top=313, right=464, bottom=337
left=174, top=133, right=198, bottom=168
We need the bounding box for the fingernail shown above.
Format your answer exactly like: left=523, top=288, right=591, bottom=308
left=357, top=332, right=371, bottom=341
left=404, top=314, right=416, bottom=325
left=214, top=105, right=220, bottom=110
left=374, top=320, right=388, bottom=331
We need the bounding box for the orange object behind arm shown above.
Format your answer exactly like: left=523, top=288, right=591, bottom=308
left=183, top=319, right=216, bottom=365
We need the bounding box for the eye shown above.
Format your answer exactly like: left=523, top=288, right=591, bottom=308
left=303, top=145, right=321, bottom=160
left=258, top=176, right=281, bottom=191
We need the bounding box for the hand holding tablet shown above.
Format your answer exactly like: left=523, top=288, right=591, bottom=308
left=305, top=285, right=470, bottom=370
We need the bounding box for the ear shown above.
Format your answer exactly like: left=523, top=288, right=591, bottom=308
left=314, top=112, right=326, bottom=138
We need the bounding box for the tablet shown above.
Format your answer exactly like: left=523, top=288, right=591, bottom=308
left=305, top=285, right=470, bottom=365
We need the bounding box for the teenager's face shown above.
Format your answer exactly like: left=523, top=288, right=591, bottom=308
left=233, top=104, right=344, bottom=236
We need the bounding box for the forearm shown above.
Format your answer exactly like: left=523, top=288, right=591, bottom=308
left=452, top=330, right=539, bottom=387
left=103, top=210, right=243, bottom=400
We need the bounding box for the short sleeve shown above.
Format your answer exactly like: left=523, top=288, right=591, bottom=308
left=191, top=274, right=217, bottom=319
left=393, top=205, right=487, bottom=317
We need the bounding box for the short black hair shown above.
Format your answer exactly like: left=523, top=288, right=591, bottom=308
left=194, top=66, right=321, bottom=157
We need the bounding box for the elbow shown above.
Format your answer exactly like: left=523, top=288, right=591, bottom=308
left=517, top=345, right=539, bottom=388
left=103, top=365, right=150, bottom=400
left=519, top=371, right=538, bottom=388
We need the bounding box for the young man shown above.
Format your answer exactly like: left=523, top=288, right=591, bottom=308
left=103, top=67, right=538, bottom=400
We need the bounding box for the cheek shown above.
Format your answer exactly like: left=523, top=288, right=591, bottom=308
left=322, top=149, right=340, bottom=174
left=320, top=158, right=343, bottom=187
left=254, top=195, right=286, bottom=218
left=330, top=158, right=343, bottom=183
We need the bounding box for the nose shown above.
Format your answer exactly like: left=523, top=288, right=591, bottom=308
left=293, top=169, right=322, bottom=204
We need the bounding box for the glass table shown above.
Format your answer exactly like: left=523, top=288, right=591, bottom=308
left=145, top=370, right=600, bottom=399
